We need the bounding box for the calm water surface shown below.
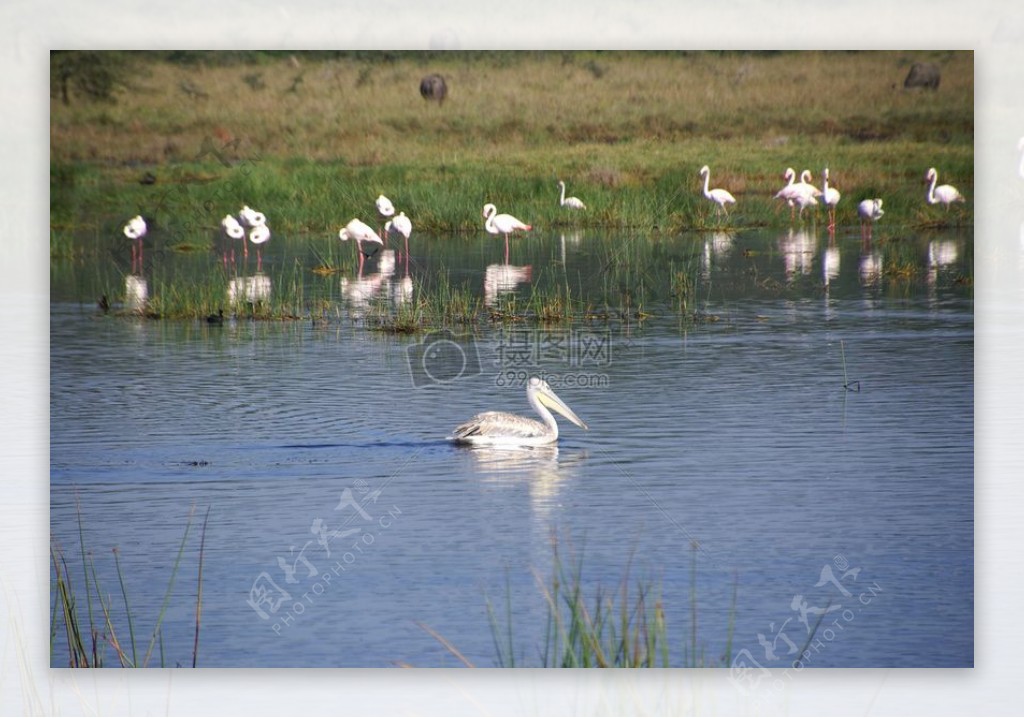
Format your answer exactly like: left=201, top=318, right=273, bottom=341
left=51, top=226, right=973, bottom=667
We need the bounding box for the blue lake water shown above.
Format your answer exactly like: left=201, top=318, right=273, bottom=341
left=50, top=226, right=973, bottom=668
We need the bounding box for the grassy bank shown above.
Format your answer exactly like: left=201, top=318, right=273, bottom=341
left=51, top=51, right=973, bottom=240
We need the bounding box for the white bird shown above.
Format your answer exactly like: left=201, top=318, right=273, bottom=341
left=248, top=224, right=271, bottom=270
left=925, top=167, right=965, bottom=209
left=375, top=194, right=395, bottom=238
left=375, top=194, right=395, bottom=219
left=699, top=165, right=736, bottom=216
left=774, top=168, right=819, bottom=220
left=238, top=205, right=266, bottom=229
left=797, top=169, right=823, bottom=198
left=221, top=214, right=245, bottom=264
left=821, top=168, right=841, bottom=232
left=483, top=203, right=532, bottom=263
left=339, top=218, right=384, bottom=271
left=384, top=211, right=412, bottom=258
left=448, top=376, right=589, bottom=447
left=123, top=215, right=147, bottom=240
left=857, top=198, right=884, bottom=241
left=558, top=180, right=586, bottom=210
left=123, top=215, right=147, bottom=272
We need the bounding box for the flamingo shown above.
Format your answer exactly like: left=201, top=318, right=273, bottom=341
left=797, top=170, right=823, bottom=198
left=821, top=168, right=841, bottom=232
left=384, top=211, right=412, bottom=261
left=775, top=168, right=818, bottom=221
left=925, top=167, right=965, bottom=209
left=238, top=205, right=266, bottom=229
left=376, top=194, right=395, bottom=238
left=774, top=168, right=798, bottom=217
left=339, top=218, right=384, bottom=272
left=558, top=180, right=586, bottom=210
left=857, top=198, right=884, bottom=241
left=248, top=224, right=270, bottom=270
left=483, top=203, right=532, bottom=263
left=221, top=214, right=245, bottom=264
left=698, top=165, right=736, bottom=217
left=123, top=215, right=147, bottom=273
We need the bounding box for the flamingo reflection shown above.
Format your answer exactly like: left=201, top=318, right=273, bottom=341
left=125, top=274, right=148, bottom=313
left=228, top=272, right=272, bottom=305
left=340, top=249, right=397, bottom=316
left=823, top=239, right=840, bottom=288
left=778, top=228, right=816, bottom=279
left=484, top=263, right=533, bottom=307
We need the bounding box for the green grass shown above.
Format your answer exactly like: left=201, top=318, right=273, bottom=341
left=50, top=51, right=973, bottom=325
left=50, top=504, right=209, bottom=668
left=421, top=536, right=747, bottom=668
left=51, top=51, right=973, bottom=243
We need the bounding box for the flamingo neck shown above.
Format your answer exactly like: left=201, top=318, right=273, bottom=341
left=702, top=171, right=711, bottom=199
left=927, top=172, right=938, bottom=203
left=559, top=183, right=566, bottom=205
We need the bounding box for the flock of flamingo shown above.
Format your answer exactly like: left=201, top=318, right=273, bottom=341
left=122, top=166, right=966, bottom=278
left=115, top=166, right=970, bottom=445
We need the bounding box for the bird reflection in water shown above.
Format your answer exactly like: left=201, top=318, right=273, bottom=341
left=927, top=239, right=959, bottom=288
left=778, top=228, right=816, bottom=280
left=462, top=444, right=590, bottom=516
left=228, top=272, right=272, bottom=305
left=822, top=237, right=841, bottom=289
left=340, top=249, right=397, bottom=317
left=484, top=263, right=533, bottom=308
left=699, top=231, right=734, bottom=279
left=124, top=273, right=148, bottom=313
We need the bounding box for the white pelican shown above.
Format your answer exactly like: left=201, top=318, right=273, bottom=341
left=483, top=203, right=532, bottom=263
left=384, top=211, right=412, bottom=258
left=238, top=205, right=266, bottom=229
left=698, top=165, right=736, bottom=216
left=558, top=180, right=586, bottom=210
left=821, top=168, right=841, bottom=232
left=448, top=377, right=588, bottom=447
left=925, top=167, right=965, bottom=209
left=123, top=215, right=147, bottom=272
left=857, top=198, right=884, bottom=241
left=339, top=218, right=384, bottom=271
left=248, top=224, right=270, bottom=270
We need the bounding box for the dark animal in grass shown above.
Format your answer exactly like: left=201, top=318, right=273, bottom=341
left=419, top=74, right=448, bottom=105
left=904, top=62, right=941, bottom=90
